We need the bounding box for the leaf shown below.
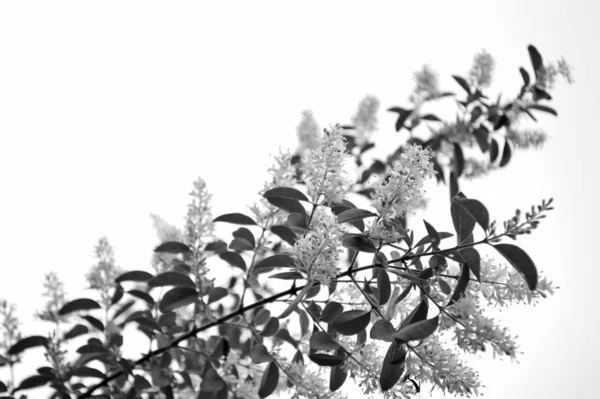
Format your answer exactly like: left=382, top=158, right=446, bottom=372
left=263, top=187, right=309, bottom=202
left=421, top=114, right=442, bottom=122
left=308, top=353, right=346, bottom=367
left=219, top=251, right=247, bottom=271
left=111, top=284, right=124, bottom=305
left=399, top=297, right=429, bottom=329
left=452, top=75, right=472, bottom=94
left=393, top=316, right=439, bottom=342
left=204, top=240, right=228, bottom=253
left=414, top=232, right=454, bottom=248
left=449, top=171, right=459, bottom=201
left=449, top=264, right=471, bottom=305
left=332, top=310, right=371, bottom=336
left=330, top=363, right=348, bottom=391
left=249, top=344, right=272, bottom=364
left=460, top=247, right=481, bottom=282
left=207, top=287, right=228, bottom=304
left=116, top=270, right=154, bottom=284
left=133, top=317, right=162, bottom=333
left=370, top=319, right=395, bottom=342
left=454, top=198, right=490, bottom=231
left=213, top=213, right=257, bottom=226
left=375, top=269, right=391, bottom=305
left=493, top=244, right=538, bottom=290
left=388, top=107, right=413, bottom=132
left=258, top=362, right=279, bottom=398
left=64, top=324, right=89, bottom=340
left=473, top=126, right=490, bottom=153
left=233, top=228, right=256, bottom=248
left=72, top=366, right=106, bottom=379
left=254, top=254, right=296, bottom=270
left=380, top=342, right=407, bottom=391
left=148, top=272, right=195, bottom=288
left=269, top=271, right=305, bottom=280
left=59, top=298, right=101, bottom=316
left=269, top=225, right=297, bottom=246
left=260, top=317, right=280, bottom=337
left=267, top=197, right=307, bottom=217
left=342, top=236, right=377, bottom=253
left=423, top=220, right=441, bottom=248
left=528, top=104, right=557, bottom=116
left=438, top=278, right=452, bottom=295
left=336, top=209, right=377, bottom=224
left=490, top=138, right=499, bottom=162
left=154, top=241, right=191, bottom=254
left=278, top=282, right=314, bottom=319
left=319, top=302, right=344, bottom=323
left=450, top=198, right=476, bottom=244
left=14, top=374, right=51, bottom=392
left=8, top=336, right=48, bottom=356
left=158, top=287, right=198, bottom=313
left=453, top=143, right=465, bottom=177
left=309, top=331, right=339, bottom=351
left=229, top=237, right=254, bottom=251
left=527, top=44, right=544, bottom=77
left=499, top=140, right=512, bottom=167
left=81, top=315, right=104, bottom=332
left=127, top=290, right=155, bottom=307
left=387, top=270, right=426, bottom=285
left=519, top=67, right=531, bottom=86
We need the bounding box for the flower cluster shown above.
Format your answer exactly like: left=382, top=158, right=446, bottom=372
left=468, top=49, right=495, bottom=88
left=405, top=335, right=482, bottom=397
left=184, top=177, right=214, bottom=253
left=409, top=64, right=440, bottom=105
left=370, top=144, right=435, bottom=220
left=507, top=127, right=549, bottom=149
left=296, top=109, right=321, bottom=151
left=301, top=124, right=352, bottom=204
left=284, top=360, right=346, bottom=399
left=292, top=209, right=343, bottom=286
left=351, top=95, right=380, bottom=145
left=471, top=256, right=557, bottom=306
left=365, top=218, right=404, bottom=243
left=444, top=295, right=519, bottom=358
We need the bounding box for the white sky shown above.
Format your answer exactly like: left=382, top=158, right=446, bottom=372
left=0, top=1, right=599, bottom=398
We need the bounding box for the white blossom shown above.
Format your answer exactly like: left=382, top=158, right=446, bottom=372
left=301, top=124, right=352, bottom=204
left=370, top=144, right=435, bottom=220
left=292, top=209, right=343, bottom=286
left=469, top=49, right=495, bottom=88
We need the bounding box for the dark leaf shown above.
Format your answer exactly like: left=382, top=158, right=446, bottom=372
left=116, top=270, right=153, bottom=284
left=204, top=240, right=228, bottom=253
left=449, top=171, right=459, bottom=201
left=421, top=114, right=442, bottom=122
left=64, top=324, right=89, bottom=340
left=388, top=107, right=413, bottom=132
left=414, top=232, right=454, bottom=248
left=263, top=187, right=309, bottom=202
left=269, top=271, right=305, bottom=280
left=332, top=310, right=371, bottom=336
left=438, top=278, right=452, bottom=295
left=254, top=254, right=296, bottom=270
left=260, top=317, right=280, bottom=337
left=342, top=236, right=377, bottom=253
left=453, top=143, right=465, bottom=178
left=490, top=138, right=499, bottom=162
left=473, top=126, right=490, bottom=153
left=219, top=251, right=247, bottom=271
left=380, top=342, right=407, bottom=391
left=8, top=336, right=48, bottom=356
left=320, top=302, right=344, bottom=324
left=14, top=374, right=51, bottom=392
left=493, top=114, right=509, bottom=131
left=448, top=264, right=470, bottom=305
left=267, top=197, right=307, bottom=217
left=213, top=213, right=257, bottom=226
left=370, top=319, right=395, bottom=342
left=519, top=67, right=531, bottom=86
left=460, top=247, right=481, bottom=282
left=450, top=198, right=476, bottom=243
left=229, top=237, right=254, bottom=251
left=393, top=316, right=439, bottom=342
left=336, top=209, right=377, bottom=225
left=399, top=297, right=429, bottom=329
left=127, top=290, right=155, bottom=307
left=250, top=344, right=272, bottom=364
left=528, top=104, right=557, bottom=116
left=499, top=140, right=512, bottom=167
left=375, top=269, right=391, bottom=305
left=72, top=366, right=106, bottom=379
left=454, top=197, right=490, bottom=231
left=59, top=298, right=101, bottom=316
left=493, top=244, right=538, bottom=290
left=423, top=220, right=441, bottom=248
left=158, top=287, right=198, bottom=313
left=111, top=284, right=124, bottom=305
left=452, top=75, right=472, bottom=94
left=270, top=225, right=297, bottom=246
left=207, top=287, right=228, bottom=304
left=308, top=353, right=346, bottom=367
left=330, top=361, right=348, bottom=391
left=148, top=272, right=195, bottom=288
left=527, top=44, right=544, bottom=78
left=81, top=315, right=104, bottom=332
left=258, top=362, right=279, bottom=398
left=233, top=227, right=256, bottom=248
left=154, top=241, right=191, bottom=254
left=310, top=331, right=339, bottom=351
left=133, top=316, right=162, bottom=333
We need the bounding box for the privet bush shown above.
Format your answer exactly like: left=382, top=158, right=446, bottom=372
left=0, top=44, right=572, bottom=399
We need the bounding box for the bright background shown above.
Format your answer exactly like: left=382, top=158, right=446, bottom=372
left=0, top=1, right=598, bottom=398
